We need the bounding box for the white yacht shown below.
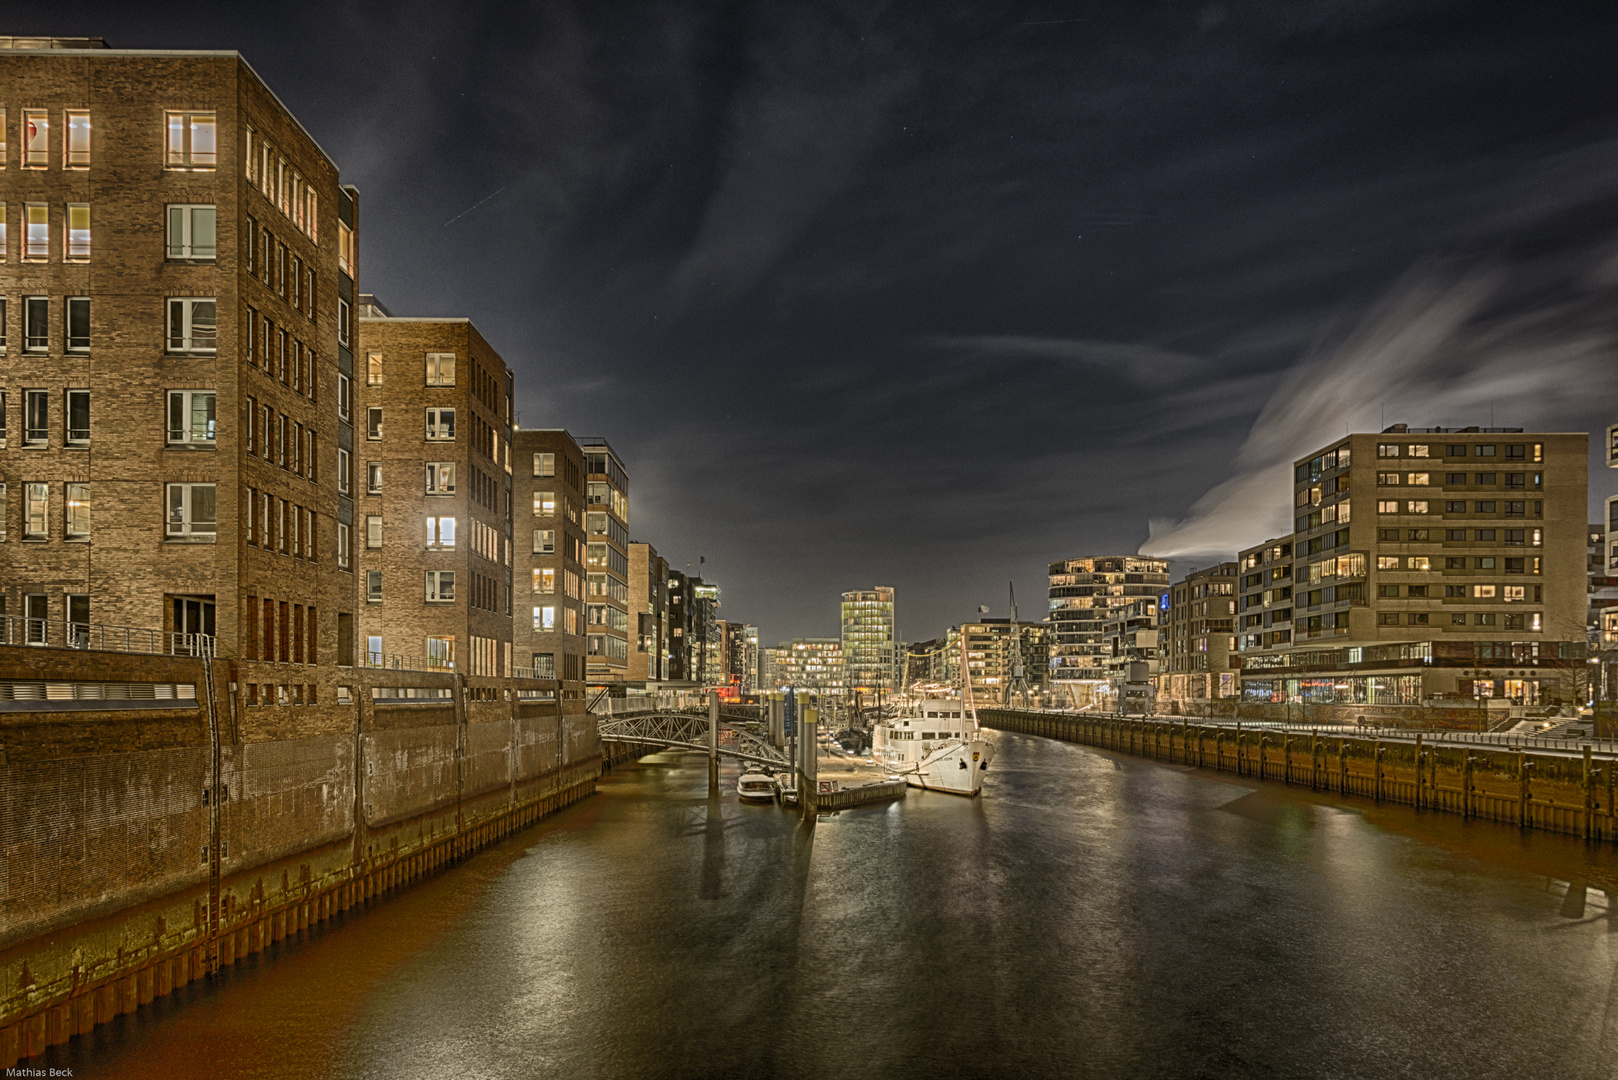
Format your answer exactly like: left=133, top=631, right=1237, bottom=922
left=872, top=696, right=994, bottom=796
left=736, top=770, right=779, bottom=803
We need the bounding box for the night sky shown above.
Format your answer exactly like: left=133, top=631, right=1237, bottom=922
left=31, top=2, right=1618, bottom=645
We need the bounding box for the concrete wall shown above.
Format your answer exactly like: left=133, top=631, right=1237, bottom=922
left=0, top=644, right=599, bottom=1067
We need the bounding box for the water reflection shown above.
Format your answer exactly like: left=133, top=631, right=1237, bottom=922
left=50, top=733, right=1618, bottom=1080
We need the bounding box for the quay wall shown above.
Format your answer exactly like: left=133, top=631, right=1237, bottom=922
left=982, top=708, right=1618, bottom=842
left=0, top=645, right=619, bottom=1068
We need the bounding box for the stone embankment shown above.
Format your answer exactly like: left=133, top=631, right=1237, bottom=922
left=981, top=708, right=1618, bottom=841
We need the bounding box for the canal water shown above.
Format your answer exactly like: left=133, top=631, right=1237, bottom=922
left=50, top=732, right=1618, bottom=1079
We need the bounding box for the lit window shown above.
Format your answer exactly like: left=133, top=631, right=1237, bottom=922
left=166, top=204, right=216, bottom=259
left=1474, top=584, right=1496, bottom=598
left=23, top=110, right=48, bottom=167
left=367, top=351, right=383, bottom=385
left=66, top=297, right=89, bottom=352
left=1377, top=443, right=1399, bottom=458
left=1377, top=500, right=1399, bottom=514
left=425, top=408, right=456, bottom=441
left=1406, top=501, right=1428, bottom=514
left=1405, top=472, right=1429, bottom=485
left=65, top=482, right=89, bottom=539
left=166, top=390, right=216, bottom=445
left=426, top=352, right=455, bottom=386
left=1376, top=556, right=1399, bottom=570
left=534, top=568, right=556, bottom=593
left=535, top=606, right=557, bottom=631
left=24, top=203, right=48, bottom=260
left=426, top=462, right=456, bottom=495
left=166, top=483, right=217, bottom=540
left=425, top=636, right=455, bottom=668
left=427, top=516, right=456, bottom=548
left=533, top=452, right=555, bottom=477
left=167, top=298, right=217, bottom=352
left=1503, top=586, right=1525, bottom=602
left=1407, top=556, right=1430, bottom=570
left=65, top=204, right=89, bottom=260
left=365, top=515, right=383, bottom=549
left=426, top=571, right=457, bottom=603
left=534, top=491, right=555, bottom=516
left=533, top=528, right=555, bottom=554
left=165, top=112, right=217, bottom=168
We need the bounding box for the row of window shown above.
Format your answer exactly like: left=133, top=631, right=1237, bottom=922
left=1377, top=611, right=1544, bottom=629
left=0, top=481, right=213, bottom=541
left=245, top=218, right=318, bottom=320
left=246, top=399, right=317, bottom=478
left=0, top=202, right=91, bottom=261
left=3, top=109, right=94, bottom=168
left=531, top=605, right=582, bottom=635
left=244, top=123, right=318, bottom=241
left=362, top=407, right=457, bottom=441
left=1375, top=500, right=1542, bottom=516
left=0, top=388, right=228, bottom=450
left=243, top=489, right=317, bottom=558
left=0, top=297, right=91, bottom=352
left=1376, top=442, right=1542, bottom=461
left=243, top=595, right=317, bottom=664
left=362, top=514, right=462, bottom=550
left=245, top=309, right=319, bottom=398
left=1375, top=555, right=1542, bottom=573
left=1375, top=527, right=1542, bottom=545
left=531, top=567, right=584, bottom=597
left=1376, top=583, right=1542, bottom=599
left=361, top=350, right=466, bottom=389
left=1375, top=471, right=1540, bottom=488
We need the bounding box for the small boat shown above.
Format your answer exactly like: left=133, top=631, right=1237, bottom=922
left=737, top=770, right=778, bottom=803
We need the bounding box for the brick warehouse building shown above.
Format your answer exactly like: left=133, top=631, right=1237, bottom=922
left=354, top=299, right=515, bottom=676
left=512, top=427, right=588, bottom=702
left=0, top=40, right=610, bottom=1066
left=0, top=39, right=360, bottom=707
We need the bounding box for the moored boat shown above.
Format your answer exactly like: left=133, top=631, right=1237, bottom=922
left=737, top=771, right=778, bottom=802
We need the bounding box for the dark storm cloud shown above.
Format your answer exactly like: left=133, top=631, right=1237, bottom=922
left=31, top=0, right=1618, bottom=643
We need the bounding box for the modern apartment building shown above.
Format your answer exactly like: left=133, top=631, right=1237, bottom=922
left=1239, top=427, right=1587, bottom=706
left=581, top=439, right=630, bottom=681
left=766, top=637, right=844, bottom=694
left=0, top=40, right=359, bottom=697
left=1236, top=537, right=1294, bottom=659
left=353, top=304, right=513, bottom=675
left=1047, top=556, right=1170, bottom=704
left=689, top=576, right=720, bottom=686
left=1157, top=562, right=1240, bottom=709
left=666, top=568, right=693, bottom=681
left=512, top=428, right=586, bottom=696
left=627, top=541, right=668, bottom=683
left=841, top=586, right=896, bottom=694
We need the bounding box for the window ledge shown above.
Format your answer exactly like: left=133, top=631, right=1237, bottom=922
left=164, top=537, right=218, bottom=544
left=166, top=444, right=218, bottom=451
left=165, top=258, right=218, bottom=265
left=165, top=351, right=218, bottom=359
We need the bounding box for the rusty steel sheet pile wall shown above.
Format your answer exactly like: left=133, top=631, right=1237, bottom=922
left=0, top=645, right=605, bottom=1068
left=981, top=709, right=1618, bottom=841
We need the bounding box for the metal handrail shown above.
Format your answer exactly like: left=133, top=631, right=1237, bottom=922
left=356, top=651, right=455, bottom=673
left=0, top=615, right=214, bottom=657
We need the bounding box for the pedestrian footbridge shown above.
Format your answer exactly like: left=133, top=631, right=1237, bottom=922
left=596, top=710, right=790, bottom=769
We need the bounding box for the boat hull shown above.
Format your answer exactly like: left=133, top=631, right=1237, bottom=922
left=904, top=737, right=994, bottom=796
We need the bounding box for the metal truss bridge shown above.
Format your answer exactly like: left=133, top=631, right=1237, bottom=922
left=596, top=710, right=790, bottom=769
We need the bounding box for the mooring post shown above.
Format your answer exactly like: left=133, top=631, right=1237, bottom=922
left=801, top=707, right=819, bottom=818
left=708, top=691, right=720, bottom=796
left=1584, top=745, right=1594, bottom=843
